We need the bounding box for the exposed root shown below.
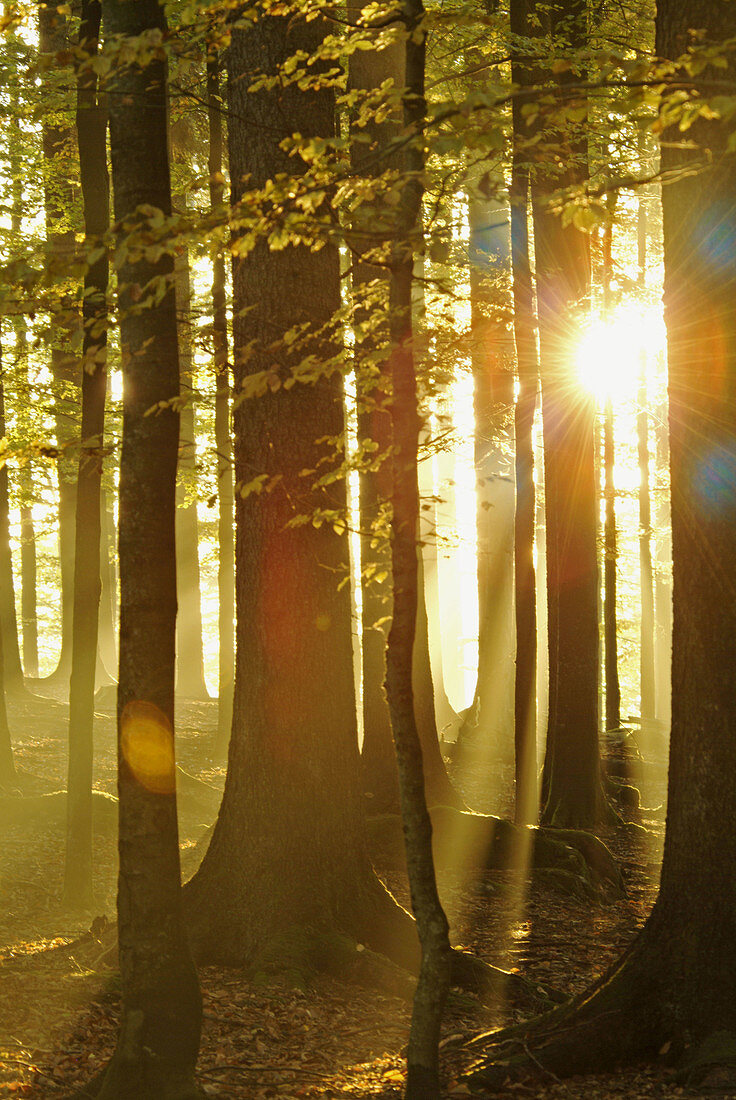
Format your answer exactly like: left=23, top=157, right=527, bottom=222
left=367, top=806, right=623, bottom=897
left=65, top=1010, right=203, bottom=1098
left=461, top=921, right=685, bottom=1091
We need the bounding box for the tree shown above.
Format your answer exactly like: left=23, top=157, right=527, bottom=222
left=601, top=215, right=622, bottom=732
left=468, top=1, right=736, bottom=1084
left=184, top=0, right=401, bottom=969
left=63, top=0, right=109, bottom=909
left=87, top=0, right=202, bottom=1091
left=383, top=0, right=452, bottom=1091
left=38, top=0, right=79, bottom=689
left=532, top=0, right=606, bottom=828
left=509, top=0, right=540, bottom=826
left=348, top=12, right=463, bottom=813
left=207, top=47, right=235, bottom=751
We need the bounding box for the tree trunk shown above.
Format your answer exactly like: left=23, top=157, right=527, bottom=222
left=465, top=194, right=515, bottom=758
left=184, top=4, right=459, bottom=991
left=62, top=0, right=109, bottom=910
left=533, top=0, right=605, bottom=828
left=509, top=4, right=539, bottom=825
left=10, top=111, right=38, bottom=682
left=385, top=3, right=452, bottom=1089
left=97, top=486, right=118, bottom=678
left=207, top=50, right=235, bottom=752
left=0, top=336, right=16, bottom=786
left=0, top=364, right=23, bottom=695
left=349, top=6, right=462, bottom=813
left=469, top=2, right=736, bottom=1084
left=38, top=0, right=78, bottom=689
left=92, top=0, right=202, bottom=1092
left=175, top=246, right=209, bottom=701
left=653, top=406, right=672, bottom=733
left=602, top=217, right=621, bottom=732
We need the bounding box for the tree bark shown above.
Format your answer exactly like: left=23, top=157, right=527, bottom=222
left=9, top=110, right=38, bottom=682
left=0, top=335, right=16, bottom=786
left=509, top=0, right=539, bottom=824
left=38, top=0, right=79, bottom=689
left=349, top=6, right=462, bottom=813
left=601, top=217, right=621, bottom=732
left=207, top=50, right=235, bottom=752
left=62, top=0, right=109, bottom=910
left=185, top=0, right=400, bottom=967
left=92, top=0, right=202, bottom=1092
left=174, top=245, right=209, bottom=701
left=532, top=0, right=605, bottom=828
left=384, top=2, right=453, bottom=1091
left=464, top=194, right=515, bottom=758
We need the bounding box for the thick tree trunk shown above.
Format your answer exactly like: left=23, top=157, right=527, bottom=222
left=207, top=51, right=235, bottom=751
left=62, top=0, right=109, bottom=910
left=175, top=246, right=209, bottom=701
left=469, top=2, right=736, bottom=1085
left=533, top=0, right=605, bottom=828
left=38, top=0, right=78, bottom=689
left=185, top=1, right=398, bottom=967
left=509, top=11, right=539, bottom=824
left=91, top=0, right=202, bottom=1092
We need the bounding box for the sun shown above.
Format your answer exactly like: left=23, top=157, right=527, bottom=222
left=576, top=303, right=665, bottom=404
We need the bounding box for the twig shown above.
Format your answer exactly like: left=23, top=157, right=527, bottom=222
left=199, top=1062, right=332, bottom=1079
left=0, top=1057, right=66, bottom=1085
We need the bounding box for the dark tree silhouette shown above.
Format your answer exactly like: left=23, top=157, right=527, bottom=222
left=87, top=0, right=202, bottom=1092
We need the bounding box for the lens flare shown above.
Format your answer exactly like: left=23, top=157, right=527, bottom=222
left=121, top=700, right=176, bottom=795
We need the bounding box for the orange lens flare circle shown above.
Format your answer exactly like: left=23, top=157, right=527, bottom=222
left=121, top=700, right=176, bottom=795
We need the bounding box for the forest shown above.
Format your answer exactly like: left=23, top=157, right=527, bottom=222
left=0, top=0, right=734, bottom=1096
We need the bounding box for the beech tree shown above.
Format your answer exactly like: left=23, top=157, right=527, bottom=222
left=63, top=0, right=109, bottom=910
left=87, top=0, right=202, bottom=1092
left=532, top=0, right=606, bottom=828
left=468, top=0, right=736, bottom=1084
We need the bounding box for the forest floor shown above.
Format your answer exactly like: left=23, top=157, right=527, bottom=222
left=0, top=688, right=709, bottom=1099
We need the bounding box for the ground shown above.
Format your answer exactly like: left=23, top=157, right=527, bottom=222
left=0, top=690, right=704, bottom=1099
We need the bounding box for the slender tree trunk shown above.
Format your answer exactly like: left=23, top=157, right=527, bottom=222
left=636, top=190, right=656, bottom=729
left=10, top=112, right=38, bottom=681
left=0, top=361, right=23, bottom=694
left=175, top=246, right=209, bottom=701
left=0, top=335, right=15, bottom=785
left=509, top=6, right=539, bottom=823
left=385, top=2, right=451, bottom=1091
left=91, top=0, right=202, bottom=1092
left=38, top=0, right=78, bottom=688
left=97, top=486, right=118, bottom=678
left=653, top=407, right=672, bottom=733
left=465, top=194, right=515, bottom=757
left=19, top=493, right=38, bottom=680
left=349, top=7, right=461, bottom=812
left=208, top=50, right=235, bottom=751
left=62, top=0, right=109, bottom=909
left=601, top=217, right=621, bottom=731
